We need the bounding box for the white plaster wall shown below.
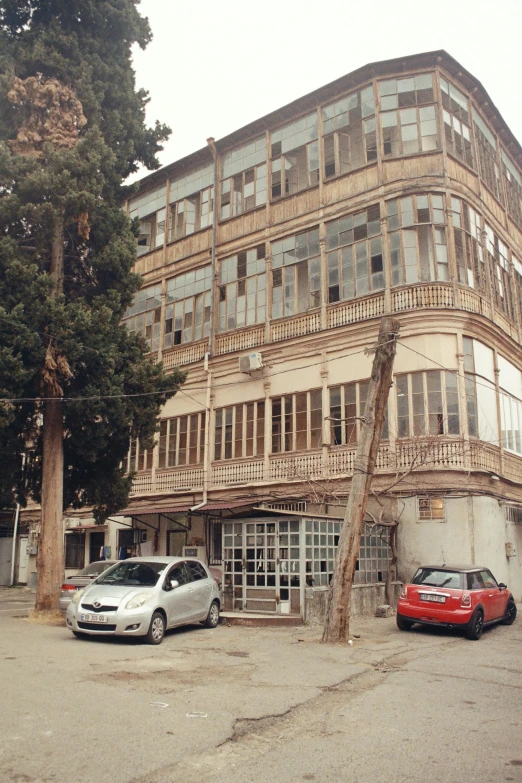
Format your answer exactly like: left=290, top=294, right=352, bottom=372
left=397, top=495, right=522, bottom=601
left=471, top=496, right=522, bottom=600
left=397, top=496, right=472, bottom=582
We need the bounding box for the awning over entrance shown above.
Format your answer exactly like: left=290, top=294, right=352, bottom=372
left=118, top=499, right=269, bottom=518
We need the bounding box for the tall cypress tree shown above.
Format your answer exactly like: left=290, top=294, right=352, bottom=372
left=0, top=1, right=185, bottom=610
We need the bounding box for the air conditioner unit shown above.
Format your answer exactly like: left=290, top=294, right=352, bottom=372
left=183, top=545, right=207, bottom=562
left=239, top=352, right=263, bottom=373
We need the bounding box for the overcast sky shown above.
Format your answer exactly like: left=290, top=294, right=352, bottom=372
left=130, top=0, right=521, bottom=182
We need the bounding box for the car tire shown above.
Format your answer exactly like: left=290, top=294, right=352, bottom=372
left=502, top=598, right=517, bottom=626
left=203, top=600, right=220, bottom=628
left=145, top=611, right=165, bottom=645
left=396, top=613, right=414, bottom=631
left=72, top=631, right=87, bottom=639
left=465, top=608, right=484, bottom=640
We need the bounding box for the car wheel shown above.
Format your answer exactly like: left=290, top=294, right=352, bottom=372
left=396, top=613, right=414, bottom=631
left=502, top=599, right=517, bottom=626
left=203, top=600, right=220, bottom=628
left=145, top=611, right=165, bottom=645
left=465, top=608, right=484, bottom=640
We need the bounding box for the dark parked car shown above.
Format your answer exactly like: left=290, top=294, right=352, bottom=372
left=59, top=561, right=117, bottom=610
left=396, top=564, right=517, bottom=640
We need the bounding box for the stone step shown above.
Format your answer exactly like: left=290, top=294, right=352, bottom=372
left=220, top=611, right=303, bottom=627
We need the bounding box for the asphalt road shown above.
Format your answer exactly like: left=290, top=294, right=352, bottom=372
left=0, top=588, right=521, bottom=783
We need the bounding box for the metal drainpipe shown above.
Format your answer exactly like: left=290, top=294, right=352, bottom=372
left=10, top=453, right=26, bottom=586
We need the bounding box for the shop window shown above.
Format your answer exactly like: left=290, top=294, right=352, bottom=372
left=322, top=85, right=376, bottom=178
left=271, top=228, right=321, bottom=318
left=271, top=113, right=319, bottom=198
left=164, top=266, right=212, bottom=347
left=218, top=244, right=266, bottom=332
left=326, top=204, right=383, bottom=301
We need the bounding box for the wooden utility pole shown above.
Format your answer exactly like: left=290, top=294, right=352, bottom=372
left=322, top=316, right=400, bottom=644
left=35, top=221, right=66, bottom=612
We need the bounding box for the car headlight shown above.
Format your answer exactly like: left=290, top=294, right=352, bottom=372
left=125, top=592, right=154, bottom=610
left=71, top=589, right=84, bottom=606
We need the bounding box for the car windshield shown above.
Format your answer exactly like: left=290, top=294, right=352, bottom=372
left=96, top=561, right=167, bottom=586
left=411, top=568, right=464, bottom=589
left=78, top=562, right=114, bottom=577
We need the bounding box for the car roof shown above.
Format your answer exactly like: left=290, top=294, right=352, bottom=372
left=417, top=564, right=489, bottom=573
left=122, top=556, right=183, bottom=563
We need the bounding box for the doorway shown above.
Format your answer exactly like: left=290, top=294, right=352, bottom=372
left=18, top=536, right=29, bottom=583
left=89, top=531, right=105, bottom=563
left=222, top=518, right=301, bottom=614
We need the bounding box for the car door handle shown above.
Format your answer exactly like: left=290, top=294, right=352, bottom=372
left=488, top=594, right=493, bottom=597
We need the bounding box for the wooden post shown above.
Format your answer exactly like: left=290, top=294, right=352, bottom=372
left=35, top=221, right=65, bottom=612
left=322, top=316, right=400, bottom=644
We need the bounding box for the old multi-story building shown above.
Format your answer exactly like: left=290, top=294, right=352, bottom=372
left=62, top=50, right=522, bottom=616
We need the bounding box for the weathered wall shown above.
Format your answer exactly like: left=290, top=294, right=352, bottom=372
left=304, top=582, right=402, bottom=624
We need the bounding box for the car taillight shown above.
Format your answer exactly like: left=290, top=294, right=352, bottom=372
left=461, top=592, right=471, bottom=607
left=400, top=585, right=408, bottom=599
left=61, top=584, right=76, bottom=591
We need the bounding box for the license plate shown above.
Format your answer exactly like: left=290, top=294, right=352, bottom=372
left=80, top=613, right=108, bottom=623
left=420, top=594, right=445, bottom=603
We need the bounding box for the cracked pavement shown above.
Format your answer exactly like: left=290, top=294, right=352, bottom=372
left=0, top=588, right=521, bottom=783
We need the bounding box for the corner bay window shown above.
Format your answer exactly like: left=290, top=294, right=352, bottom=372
left=271, top=113, right=319, bottom=198
left=387, top=194, right=447, bottom=285
left=473, top=109, right=502, bottom=203
left=159, top=413, right=206, bottom=467
left=379, top=73, right=438, bottom=156
left=501, top=150, right=522, bottom=229
left=164, top=266, right=212, bottom=347
left=485, top=224, right=513, bottom=318
left=396, top=370, right=460, bottom=437
left=322, top=85, right=376, bottom=178
left=214, top=401, right=265, bottom=461
left=451, top=197, right=486, bottom=292
left=218, top=245, right=266, bottom=332
left=271, top=391, right=322, bottom=453
left=326, top=204, right=383, bottom=302
left=440, top=76, right=473, bottom=167
left=271, top=228, right=320, bottom=318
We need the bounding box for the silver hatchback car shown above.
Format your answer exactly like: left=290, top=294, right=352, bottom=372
left=65, top=556, right=221, bottom=644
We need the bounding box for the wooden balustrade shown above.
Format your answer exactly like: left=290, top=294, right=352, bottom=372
left=212, top=460, right=265, bottom=485
left=270, top=312, right=321, bottom=342
left=327, top=293, right=385, bottom=328
left=162, top=339, right=208, bottom=369
left=155, top=467, right=204, bottom=492
left=392, top=284, right=455, bottom=312
left=215, top=327, right=265, bottom=355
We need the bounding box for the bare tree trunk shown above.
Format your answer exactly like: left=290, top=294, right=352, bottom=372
left=35, top=397, right=64, bottom=610
left=322, top=317, right=400, bottom=644
left=35, top=221, right=65, bottom=612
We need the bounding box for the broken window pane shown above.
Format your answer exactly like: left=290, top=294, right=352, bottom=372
left=164, top=266, right=212, bottom=347
left=325, top=204, right=383, bottom=301
left=271, top=228, right=321, bottom=317
left=271, top=113, right=319, bottom=197
left=218, top=245, right=266, bottom=332
left=322, top=86, right=376, bottom=177
left=122, top=283, right=162, bottom=352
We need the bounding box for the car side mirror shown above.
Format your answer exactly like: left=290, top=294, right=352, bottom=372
left=498, top=582, right=507, bottom=590
left=169, top=579, right=180, bottom=590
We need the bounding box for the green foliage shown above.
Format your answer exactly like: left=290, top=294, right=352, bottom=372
left=0, top=0, right=185, bottom=521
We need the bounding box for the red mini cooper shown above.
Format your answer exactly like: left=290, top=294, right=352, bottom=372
left=396, top=564, right=517, bottom=640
